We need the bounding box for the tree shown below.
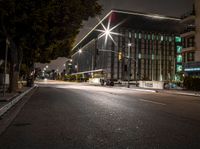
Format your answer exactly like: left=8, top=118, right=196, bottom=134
left=0, top=0, right=101, bottom=92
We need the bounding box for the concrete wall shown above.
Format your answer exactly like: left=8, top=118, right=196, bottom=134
left=139, top=81, right=164, bottom=89
left=195, top=0, right=200, bottom=61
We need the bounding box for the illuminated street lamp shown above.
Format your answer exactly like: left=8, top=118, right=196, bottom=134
left=127, top=43, right=132, bottom=88
left=79, top=49, right=82, bottom=54
left=128, top=43, right=132, bottom=47
left=96, top=15, right=124, bottom=47
left=105, top=29, right=111, bottom=36
left=127, top=42, right=138, bottom=88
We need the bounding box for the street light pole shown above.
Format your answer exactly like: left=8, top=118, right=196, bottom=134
left=136, top=59, right=138, bottom=87
left=127, top=43, right=132, bottom=88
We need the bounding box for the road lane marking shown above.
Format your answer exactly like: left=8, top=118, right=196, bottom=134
left=139, top=99, right=166, bottom=106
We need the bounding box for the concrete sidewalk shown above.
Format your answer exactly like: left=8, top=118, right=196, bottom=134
left=0, top=85, right=37, bottom=117
left=123, top=85, right=200, bottom=97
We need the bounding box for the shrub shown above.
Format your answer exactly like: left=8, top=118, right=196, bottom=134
left=183, top=77, right=200, bottom=91
left=64, top=74, right=76, bottom=81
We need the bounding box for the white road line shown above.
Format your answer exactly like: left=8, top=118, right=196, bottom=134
left=139, top=99, right=166, bottom=106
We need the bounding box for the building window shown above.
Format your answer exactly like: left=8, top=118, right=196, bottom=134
left=129, top=32, right=132, bottom=38
left=161, top=36, right=164, bottom=41
left=165, top=36, right=168, bottom=41
left=188, top=52, right=195, bottom=61
left=169, top=37, right=172, bottom=42
left=138, top=53, right=142, bottom=59
left=177, top=55, right=183, bottom=63
left=177, top=65, right=183, bottom=72
left=188, top=36, right=195, bottom=47
left=139, top=33, right=142, bottom=39
left=135, top=33, right=137, bottom=38
left=176, top=46, right=182, bottom=54
left=175, top=36, right=182, bottom=43
left=156, top=35, right=159, bottom=40
left=148, top=34, right=151, bottom=40
left=152, top=34, right=154, bottom=40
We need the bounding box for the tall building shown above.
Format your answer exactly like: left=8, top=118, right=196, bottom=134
left=71, top=10, right=182, bottom=82
left=181, top=0, right=200, bottom=76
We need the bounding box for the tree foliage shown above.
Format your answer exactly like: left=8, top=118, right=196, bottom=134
left=0, top=0, right=101, bottom=91
left=0, top=0, right=101, bottom=62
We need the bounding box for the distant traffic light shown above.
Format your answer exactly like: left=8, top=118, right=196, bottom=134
left=118, top=52, right=122, bottom=61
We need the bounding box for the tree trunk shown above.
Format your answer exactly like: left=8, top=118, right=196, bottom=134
left=9, top=70, right=19, bottom=92
left=8, top=41, right=21, bottom=93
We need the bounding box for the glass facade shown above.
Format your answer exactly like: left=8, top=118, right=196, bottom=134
left=71, top=11, right=181, bottom=81
left=112, top=30, right=177, bottom=81
left=72, top=30, right=178, bottom=81
left=72, top=40, right=96, bottom=73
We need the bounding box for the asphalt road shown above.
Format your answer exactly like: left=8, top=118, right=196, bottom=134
left=0, top=82, right=200, bottom=149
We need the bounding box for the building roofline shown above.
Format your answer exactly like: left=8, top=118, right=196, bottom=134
left=112, top=9, right=180, bottom=21
left=71, top=9, right=181, bottom=52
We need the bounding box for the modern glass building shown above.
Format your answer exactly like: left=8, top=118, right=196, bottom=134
left=180, top=1, right=200, bottom=77
left=70, top=10, right=183, bottom=82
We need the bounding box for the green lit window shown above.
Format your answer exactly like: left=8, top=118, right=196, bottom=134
left=135, top=33, right=137, bottom=38
left=152, top=34, right=154, bottom=40
left=165, top=36, right=168, bottom=41
left=138, top=53, right=141, bottom=59
left=177, top=65, right=183, bottom=72
left=169, top=37, right=172, bottom=42
left=128, top=32, right=132, bottom=38
left=139, top=33, right=141, bottom=39
left=176, top=46, right=182, bottom=53
left=148, top=34, right=151, bottom=40
left=156, top=35, right=159, bottom=40
left=175, top=36, right=182, bottom=42
left=177, top=55, right=182, bottom=63
left=144, top=34, right=147, bottom=39
left=152, top=54, right=154, bottom=60
left=161, top=36, right=164, bottom=41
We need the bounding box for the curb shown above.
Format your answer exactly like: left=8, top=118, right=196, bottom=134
left=157, top=90, right=200, bottom=97
left=0, top=85, right=37, bottom=117
left=115, top=86, right=200, bottom=97
left=0, top=93, right=18, bottom=102
left=130, top=88, right=157, bottom=93
left=115, top=87, right=157, bottom=93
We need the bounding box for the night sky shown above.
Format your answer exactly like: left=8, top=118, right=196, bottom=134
left=75, top=0, right=194, bottom=44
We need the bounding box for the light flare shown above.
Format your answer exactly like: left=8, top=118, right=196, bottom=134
left=95, top=15, right=125, bottom=47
